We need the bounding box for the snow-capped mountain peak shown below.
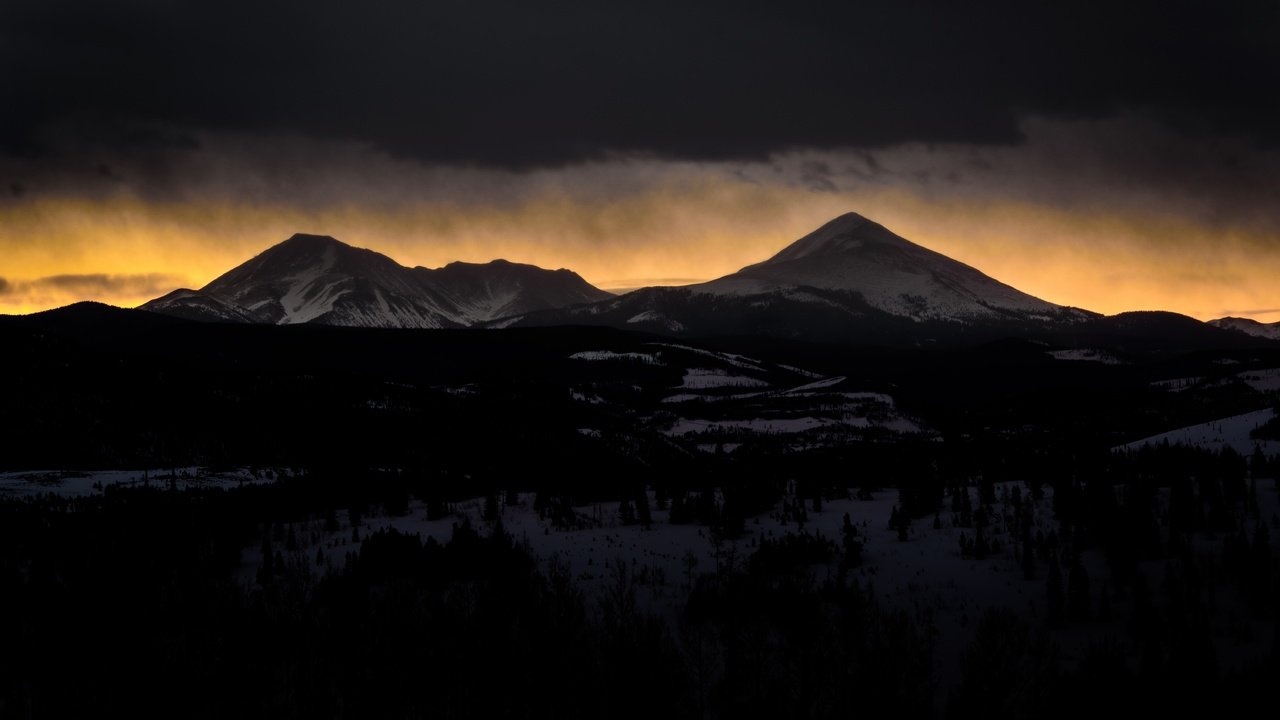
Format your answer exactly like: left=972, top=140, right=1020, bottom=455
left=749, top=212, right=884, bottom=265
left=141, top=234, right=612, bottom=328
left=699, top=213, right=1083, bottom=322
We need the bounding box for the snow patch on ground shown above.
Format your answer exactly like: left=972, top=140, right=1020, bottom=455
left=662, top=409, right=920, bottom=437
left=778, top=364, right=823, bottom=379
left=781, top=376, right=846, bottom=393
left=626, top=311, right=686, bottom=332
left=679, top=368, right=770, bottom=389
left=661, top=394, right=704, bottom=404
left=569, top=350, right=661, bottom=364
left=570, top=389, right=607, bottom=404
left=1237, top=368, right=1280, bottom=394
left=0, top=467, right=278, bottom=497
left=1150, top=376, right=1205, bottom=392
left=664, top=416, right=835, bottom=435
left=1047, top=348, right=1124, bottom=365
left=646, top=343, right=765, bottom=371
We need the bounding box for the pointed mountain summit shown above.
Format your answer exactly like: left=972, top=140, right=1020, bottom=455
left=700, top=212, right=1067, bottom=321
left=141, top=234, right=612, bottom=328
left=200, top=234, right=450, bottom=327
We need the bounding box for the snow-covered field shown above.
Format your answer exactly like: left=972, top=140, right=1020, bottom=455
left=1238, top=367, right=1280, bottom=394
left=663, top=416, right=836, bottom=435
left=1150, top=376, right=1205, bottom=392
left=569, top=350, right=662, bottom=364
left=646, top=343, right=766, bottom=371
left=1148, top=367, right=1280, bottom=396
left=0, top=467, right=276, bottom=497
left=1047, top=348, right=1124, bottom=365
left=625, top=311, right=686, bottom=332
left=678, top=368, right=770, bottom=389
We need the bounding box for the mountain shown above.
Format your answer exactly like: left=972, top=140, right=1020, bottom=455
left=140, top=234, right=612, bottom=328
left=142, top=288, right=262, bottom=323
left=705, top=212, right=1071, bottom=321
left=1208, top=316, right=1280, bottom=340
left=504, top=212, right=1094, bottom=342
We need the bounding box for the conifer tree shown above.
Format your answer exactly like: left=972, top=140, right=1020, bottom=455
left=1068, top=556, right=1091, bottom=621
left=1046, top=555, right=1065, bottom=625
left=636, top=491, right=652, bottom=529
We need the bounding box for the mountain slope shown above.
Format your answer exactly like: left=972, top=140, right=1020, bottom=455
left=1209, top=316, right=1280, bottom=340
left=426, top=259, right=614, bottom=324
left=712, top=213, right=1070, bottom=321
left=141, top=288, right=265, bottom=324
left=505, top=212, right=1094, bottom=341
left=141, top=234, right=612, bottom=328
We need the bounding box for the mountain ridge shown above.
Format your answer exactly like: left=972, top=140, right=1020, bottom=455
left=141, top=233, right=613, bottom=328
left=501, top=212, right=1099, bottom=342
left=130, top=214, right=1280, bottom=350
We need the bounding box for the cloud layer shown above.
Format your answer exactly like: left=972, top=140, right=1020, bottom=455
left=3, top=1, right=1277, bottom=171
left=0, top=272, right=186, bottom=312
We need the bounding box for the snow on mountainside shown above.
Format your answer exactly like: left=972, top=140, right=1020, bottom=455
left=712, top=212, right=1076, bottom=321
left=427, top=259, right=613, bottom=324
left=1209, top=316, right=1280, bottom=340
left=140, top=234, right=612, bottom=328
left=200, top=234, right=452, bottom=327
left=141, top=288, right=262, bottom=323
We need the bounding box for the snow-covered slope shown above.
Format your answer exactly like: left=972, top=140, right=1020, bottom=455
left=709, top=213, right=1077, bottom=321
left=141, top=288, right=262, bottom=323
left=425, top=259, right=613, bottom=324
left=1209, top=316, right=1280, bottom=340
left=141, top=234, right=612, bottom=328
left=198, top=234, right=455, bottom=328
left=1116, top=407, right=1280, bottom=456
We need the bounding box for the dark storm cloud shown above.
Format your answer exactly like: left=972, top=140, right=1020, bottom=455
left=2, top=0, right=1276, bottom=171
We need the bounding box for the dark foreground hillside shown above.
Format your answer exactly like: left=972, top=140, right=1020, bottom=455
left=2, top=305, right=1279, bottom=717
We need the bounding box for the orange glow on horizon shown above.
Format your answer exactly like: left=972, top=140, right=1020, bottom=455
left=3, top=189, right=1280, bottom=322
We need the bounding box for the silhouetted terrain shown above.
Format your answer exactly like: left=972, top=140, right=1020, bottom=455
left=2, top=303, right=1279, bottom=718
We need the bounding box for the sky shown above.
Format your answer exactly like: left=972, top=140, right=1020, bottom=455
left=2, top=1, right=1279, bottom=319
